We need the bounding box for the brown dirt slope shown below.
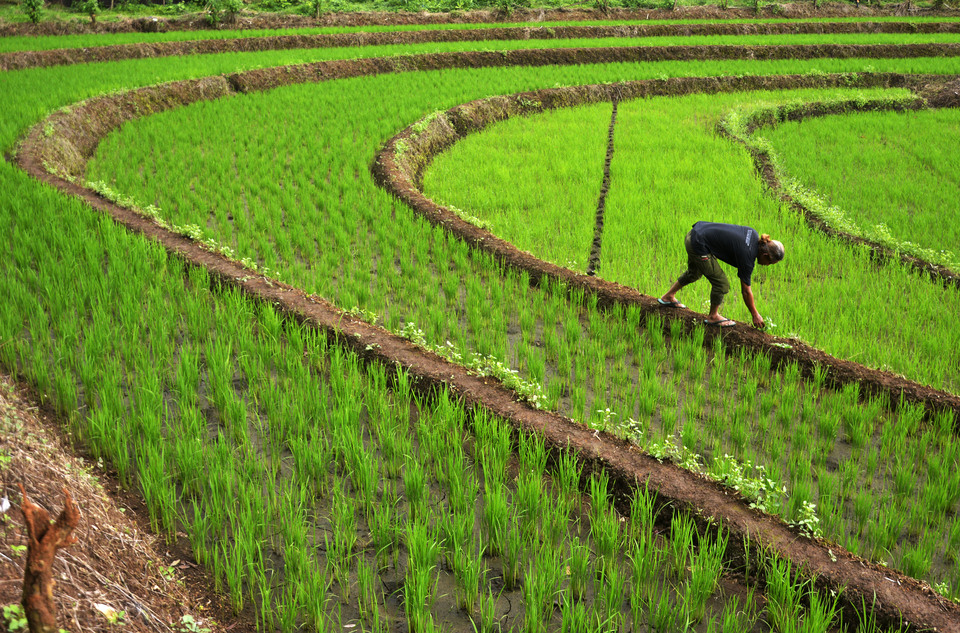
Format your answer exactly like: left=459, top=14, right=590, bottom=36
left=12, top=46, right=960, bottom=630
left=0, top=373, right=254, bottom=633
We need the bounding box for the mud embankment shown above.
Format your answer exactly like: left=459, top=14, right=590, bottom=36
left=13, top=47, right=960, bottom=631
left=4, top=19, right=960, bottom=70
left=2, top=1, right=958, bottom=38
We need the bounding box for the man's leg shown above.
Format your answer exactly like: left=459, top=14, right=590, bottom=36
left=660, top=232, right=700, bottom=304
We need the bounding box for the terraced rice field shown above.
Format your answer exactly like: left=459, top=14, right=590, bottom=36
left=3, top=10, right=960, bottom=632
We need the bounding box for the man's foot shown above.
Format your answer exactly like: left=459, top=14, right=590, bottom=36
left=657, top=298, right=687, bottom=309
left=705, top=318, right=736, bottom=328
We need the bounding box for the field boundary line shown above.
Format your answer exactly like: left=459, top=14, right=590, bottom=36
left=4, top=20, right=960, bottom=70
left=585, top=94, right=620, bottom=277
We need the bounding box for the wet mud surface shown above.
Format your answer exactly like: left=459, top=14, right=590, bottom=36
left=12, top=44, right=960, bottom=631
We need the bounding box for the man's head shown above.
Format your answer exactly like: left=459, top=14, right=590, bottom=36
left=758, top=238, right=784, bottom=266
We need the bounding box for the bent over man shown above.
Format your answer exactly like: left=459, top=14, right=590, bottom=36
left=658, top=221, right=784, bottom=329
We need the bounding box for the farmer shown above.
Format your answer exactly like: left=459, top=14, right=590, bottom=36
left=657, top=221, right=784, bottom=329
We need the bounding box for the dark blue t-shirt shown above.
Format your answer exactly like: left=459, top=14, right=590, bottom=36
left=689, top=221, right=760, bottom=286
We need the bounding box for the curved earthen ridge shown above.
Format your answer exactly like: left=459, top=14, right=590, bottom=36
left=371, top=69, right=960, bottom=423
left=11, top=48, right=960, bottom=630
left=718, top=89, right=960, bottom=290
left=4, top=20, right=960, bottom=71
left=2, top=4, right=959, bottom=38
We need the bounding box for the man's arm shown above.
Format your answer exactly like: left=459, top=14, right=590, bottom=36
left=741, top=282, right=765, bottom=329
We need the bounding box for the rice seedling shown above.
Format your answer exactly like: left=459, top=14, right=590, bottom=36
left=649, top=584, right=690, bottom=633
left=327, top=479, right=358, bottom=600
left=595, top=561, right=626, bottom=631
left=686, top=528, right=728, bottom=622
left=669, top=512, right=697, bottom=581
left=764, top=555, right=807, bottom=632
left=542, top=495, right=571, bottom=549
left=502, top=522, right=524, bottom=592
left=404, top=454, right=428, bottom=523
left=482, top=483, right=509, bottom=558
left=516, top=470, right=544, bottom=544
left=357, top=556, right=380, bottom=623
left=560, top=597, right=589, bottom=633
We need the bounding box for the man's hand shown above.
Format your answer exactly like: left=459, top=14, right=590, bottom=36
left=752, top=313, right=765, bottom=329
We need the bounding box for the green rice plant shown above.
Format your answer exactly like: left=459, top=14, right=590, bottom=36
left=568, top=538, right=591, bottom=603
left=454, top=543, right=485, bottom=614
left=477, top=585, right=500, bottom=633
left=327, top=479, right=357, bottom=599
left=765, top=555, right=807, bottom=632
left=185, top=498, right=213, bottom=567
left=900, top=532, right=936, bottom=580
left=803, top=587, right=842, bottom=633
left=629, top=532, right=664, bottom=603
left=482, top=484, right=509, bottom=557
left=591, top=501, right=621, bottom=580
left=594, top=561, right=625, bottom=631
left=222, top=540, right=246, bottom=614
left=718, top=591, right=760, bottom=633
left=357, top=556, right=379, bottom=623
left=516, top=470, right=543, bottom=543
left=501, top=522, right=524, bottom=592
left=626, top=484, right=657, bottom=550
left=686, top=528, right=728, bottom=622
left=668, top=512, right=696, bottom=581
left=404, top=565, right=439, bottom=633
left=560, top=597, right=589, bottom=633
left=542, top=495, right=571, bottom=548
left=519, top=432, right=548, bottom=477
left=649, top=584, right=690, bottom=632
left=441, top=508, right=473, bottom=569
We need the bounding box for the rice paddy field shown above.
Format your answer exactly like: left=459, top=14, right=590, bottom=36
left=3, top=8, right=960, bottom=632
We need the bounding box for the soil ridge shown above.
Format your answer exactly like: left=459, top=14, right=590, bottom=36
left=5, top=19, right=960, bottom=71
left=3, top=2, right=959, bottom=38
left=586, top=94, right=619, bottom=277
left=11, top=47, right=960, bottom=630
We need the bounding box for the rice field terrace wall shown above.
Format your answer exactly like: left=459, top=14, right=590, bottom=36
left=4, top=20, right=960, bottom=70
left=6, top=30, right=960, bottom=632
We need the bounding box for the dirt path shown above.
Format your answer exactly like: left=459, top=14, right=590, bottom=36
left=13, top=45, right=960, bottom=629
left=585, top=96, right=619, bottom=277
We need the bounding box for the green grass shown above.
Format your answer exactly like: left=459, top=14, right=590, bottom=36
left=762, top=107, right=960, bottom=270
